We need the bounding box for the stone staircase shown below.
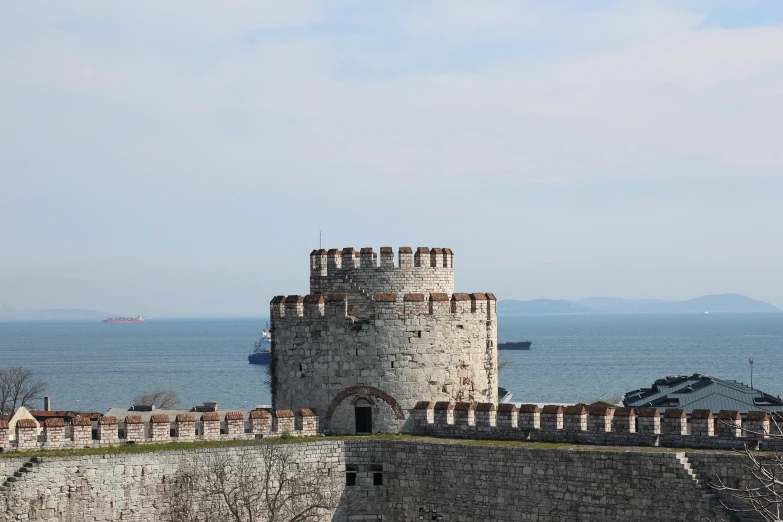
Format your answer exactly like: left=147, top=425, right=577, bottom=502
left=344, top=276, right=370, bottom=301
left=675, top=453, right=750, bottom=522
left=1, top=457, right=42, bottom=492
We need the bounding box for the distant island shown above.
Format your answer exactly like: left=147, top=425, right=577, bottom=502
left=3, top=293, right=779, bottom=320
left=0, top=306, right=110, bottom=321
left=498, top=294, right=781, bottom=315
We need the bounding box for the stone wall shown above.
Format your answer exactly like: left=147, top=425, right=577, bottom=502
left=3, top=439, right=758, bottom=521
left=376, top=442, right=718, bottom=521
left=1, top=441, right=344, bottom=522
left=272, top=292, right=497, bottom=434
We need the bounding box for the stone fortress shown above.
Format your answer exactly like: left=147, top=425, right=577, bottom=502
left=271, top=246, right=497, bottom=434
left=1, top=244, right=781, bottom=521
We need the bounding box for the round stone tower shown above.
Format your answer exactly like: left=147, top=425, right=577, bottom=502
left=271, top=246, right=498, bottom=434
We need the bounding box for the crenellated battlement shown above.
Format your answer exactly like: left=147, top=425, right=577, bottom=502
left=0, top=409, right=319, bottom=452
left=270, top=292, right=496, bottom=321
left=310, top=246, right=454, bottom=272
left=410, top=402, right=782, bottom=451
left=309, top=246, right=455, bottom=318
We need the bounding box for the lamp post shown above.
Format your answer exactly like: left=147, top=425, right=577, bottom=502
left=749, top=357, right=754, bottom=389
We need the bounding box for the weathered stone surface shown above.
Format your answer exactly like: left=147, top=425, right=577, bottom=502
left=1, top=439, right=750, bottom=521
left=276, top=246, right=497, bottom=434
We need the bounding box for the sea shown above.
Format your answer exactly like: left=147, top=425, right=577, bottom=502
left=0, top=313, right=781, bottom=413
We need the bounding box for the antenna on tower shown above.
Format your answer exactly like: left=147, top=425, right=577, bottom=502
left=749, top=357, right=754, bottom=389
left=319, top=230, right=321, bottom=249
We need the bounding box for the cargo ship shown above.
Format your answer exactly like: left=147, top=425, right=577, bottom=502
left=248, top=325, right=272, bottom=364
left=103, top=314, right=145, bottom=323
left=498, top=338, right=532, bottom=350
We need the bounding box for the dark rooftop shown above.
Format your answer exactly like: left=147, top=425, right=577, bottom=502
left=623, top=373, right=783, bottom=416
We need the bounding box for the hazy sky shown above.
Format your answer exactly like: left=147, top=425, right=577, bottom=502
left=1, top=1, right=782, bottom=316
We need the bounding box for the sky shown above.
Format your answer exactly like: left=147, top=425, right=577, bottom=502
left=1, top=1, right=782, bottom=316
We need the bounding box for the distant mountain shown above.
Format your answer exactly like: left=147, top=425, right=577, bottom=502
left=577, top=294, right=780, bottom=314
left=498, top=299, right=593, bottom=315
left=576, top=297, right=670, bottom=314
left=497, top=294, right=780, bottom=315
left=0, top=306, right=109, bottom=321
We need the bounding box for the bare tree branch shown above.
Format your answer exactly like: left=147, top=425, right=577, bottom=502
left=0, top=366, right=46, bottom=417
left=132, top=389, right=181, bottom=409
left=708, top=418, right=783, bottom=521
left=168, top=441, right=341, bottom=522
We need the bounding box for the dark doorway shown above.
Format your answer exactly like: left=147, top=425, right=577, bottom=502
left=355, top=406, right=372, bottom=434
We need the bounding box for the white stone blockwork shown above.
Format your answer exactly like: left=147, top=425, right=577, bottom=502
left=272, top=246, right=498, bottom=434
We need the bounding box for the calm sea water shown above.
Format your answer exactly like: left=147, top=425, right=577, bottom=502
left=0, top=313, right=781, bottom=412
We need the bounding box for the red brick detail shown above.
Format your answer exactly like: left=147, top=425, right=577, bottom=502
left=589, top=405, right=614, bottom=416
left=350, top=396, right=375, bottom=406
left=324, top=386, right=405, bottom=430
left=718, top=410, right=741, bottom=421
left=73, top=416, right=92, bottom=426
left=664, top=408, right=686, bottom=419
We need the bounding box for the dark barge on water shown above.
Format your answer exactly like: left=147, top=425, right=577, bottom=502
left=498, top=340, right=532, bottom=350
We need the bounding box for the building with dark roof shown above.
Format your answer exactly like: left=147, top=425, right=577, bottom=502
left=623, top=373, right=783, bottom=416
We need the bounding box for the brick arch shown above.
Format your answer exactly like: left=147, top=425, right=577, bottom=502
left=324, top=386, right=405, bottom=430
